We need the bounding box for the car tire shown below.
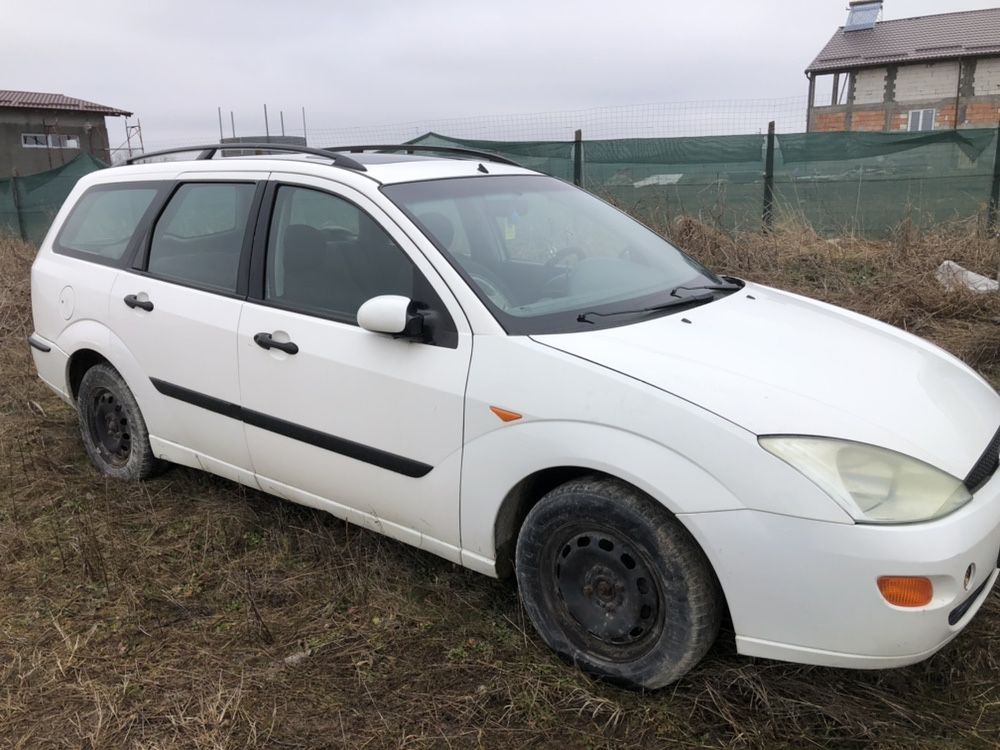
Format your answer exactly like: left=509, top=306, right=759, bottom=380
left=77, top=363, right=164, bottom=481
left=515, top=476, right=722, bottom=689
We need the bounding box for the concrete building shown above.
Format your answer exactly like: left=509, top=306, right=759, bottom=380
left=0, top=89, right=131, bottom=175
left=806, top=4, right=1000, bottom=132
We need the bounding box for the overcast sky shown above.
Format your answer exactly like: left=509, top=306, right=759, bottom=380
left=6, top=0, right=997, bottom=149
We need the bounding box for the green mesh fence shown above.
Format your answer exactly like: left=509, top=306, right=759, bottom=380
left=1, top=132, right=997, bottom=245
left=581, top=134, right=767, bottom=232
left=409, top=132, right=576, bottom=181
left=773, top=129, right=996, bottom=234
left=411, top=129, right=1000, bottom=235
left=0, top=178, right=16, bottom=239
left=0, top=153, right=107, bottom=244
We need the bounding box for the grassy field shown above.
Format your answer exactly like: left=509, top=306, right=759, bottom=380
left=1, top=222, right=999, bottom=749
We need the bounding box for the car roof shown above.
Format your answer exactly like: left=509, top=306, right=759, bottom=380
left=98, top=151, right=538, bottom=187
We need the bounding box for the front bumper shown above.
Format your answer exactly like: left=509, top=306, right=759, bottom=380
left=680, top=467, right=1000, bottom=669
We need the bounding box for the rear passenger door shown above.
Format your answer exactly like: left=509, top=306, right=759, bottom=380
left=109, top=174, right=266, bottom=483
left=236, top=175, right=472, bottom=556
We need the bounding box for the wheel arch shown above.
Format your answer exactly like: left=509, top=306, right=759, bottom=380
left=462, top=420, right=744, bottom=579
left=56, top=323, right=169, bottom=442
left=53, top=319, right=120, bottom=399
left=67, top=348, right=112, bottom=400
left=493, top=465, right=600, bottom=578
left=491, top=465, right=730, bottom=595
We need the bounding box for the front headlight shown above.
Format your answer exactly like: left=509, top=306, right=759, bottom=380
left=759, top=436, right=971, bottom=524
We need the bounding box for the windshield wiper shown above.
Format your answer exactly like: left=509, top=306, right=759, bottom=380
left=669, top=279, right=743, bottom=297
left=576, top=291, right=715, bottom=324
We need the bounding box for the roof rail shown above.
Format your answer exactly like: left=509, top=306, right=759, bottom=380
left=325, top=144, right=522, bottom=167
left=125, top=143, right=367, bottom=171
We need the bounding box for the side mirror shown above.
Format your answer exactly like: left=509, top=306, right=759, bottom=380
left=357, top=295, right=426, bottom=340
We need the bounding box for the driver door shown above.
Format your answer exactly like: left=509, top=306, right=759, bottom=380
left=237, top=176, right=472, bottom=557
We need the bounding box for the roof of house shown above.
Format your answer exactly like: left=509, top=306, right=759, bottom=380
left=806, top=7, right=1000, bottom=74
left=0, top=89, right=131, bottom=117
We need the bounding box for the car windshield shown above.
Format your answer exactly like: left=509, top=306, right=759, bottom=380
left=382, top=175, right=726, bottom=334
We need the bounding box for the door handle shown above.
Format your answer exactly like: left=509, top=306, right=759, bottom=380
left=124, top=294, right=153, bottom=311
left=253, top=332, right=299, bottom=355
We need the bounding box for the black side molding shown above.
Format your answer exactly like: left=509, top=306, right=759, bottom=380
left=149, top=378, right=432, bottom=478
left=241, top=407, right=430, bottom=478
left=151, top=378, right=241, bottom=420
left=28, top=335, right=51, bottom=353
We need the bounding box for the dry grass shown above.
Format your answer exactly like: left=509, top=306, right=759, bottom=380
left=1, top=225, right=999, bottom=749
left=667, top=216, right=1000, bottom=386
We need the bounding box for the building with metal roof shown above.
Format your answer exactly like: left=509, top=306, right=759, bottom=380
left=805, top=3, right=1000, bottom=132
left=0, top=89, right=131, bottom=175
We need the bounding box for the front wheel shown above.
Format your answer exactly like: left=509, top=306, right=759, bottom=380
left=77, top=363, right=164, bottom=481
left=515, top=477, right=722, bottom=689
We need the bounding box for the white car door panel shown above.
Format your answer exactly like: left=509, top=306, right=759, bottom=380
left=109, top=177, right=265, bottom=477
left=237, top=177, right=472, bottom=548
left=110, top=274, right=249, bottom=474
left=239, top=305, right=468, bottom=540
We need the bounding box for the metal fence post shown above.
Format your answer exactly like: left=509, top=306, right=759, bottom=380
left=989, top=120, right=1000, bottom=235
left=10, top=171, right=27, bottom=242
left=762, top=121, right=776, bottom=231
left=573, top=129, right=583, bottom=187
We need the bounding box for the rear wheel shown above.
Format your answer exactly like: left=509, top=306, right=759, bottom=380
left=515, top=477, right=721, bottom=689
left=77, top=364, right=163, bottom=481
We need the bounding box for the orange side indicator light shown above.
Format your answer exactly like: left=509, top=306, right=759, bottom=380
left=877, top=576, right=933, bottom=607
left=490, top=406, right=522, bottom=422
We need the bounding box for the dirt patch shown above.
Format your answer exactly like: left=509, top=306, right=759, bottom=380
left=1, top=227, right=999, bottom=749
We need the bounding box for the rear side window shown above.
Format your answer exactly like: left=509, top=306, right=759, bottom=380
left=55, top=185, right=158, bottom=261
left=147, top=183, right=256, bottom=294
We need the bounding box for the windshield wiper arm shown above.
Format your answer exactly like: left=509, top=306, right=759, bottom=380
left=669, top=280, right=743, bottom=297
left=576, top=291, right=715, bottom=324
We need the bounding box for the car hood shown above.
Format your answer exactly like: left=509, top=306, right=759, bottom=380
left=531, top=282, right=1000, bottom=480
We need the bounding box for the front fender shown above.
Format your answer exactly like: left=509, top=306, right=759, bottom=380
left=459, top=419, right=744, bottom=570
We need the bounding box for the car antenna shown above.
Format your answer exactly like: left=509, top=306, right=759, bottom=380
left=478, top=163, right=489, bottom=173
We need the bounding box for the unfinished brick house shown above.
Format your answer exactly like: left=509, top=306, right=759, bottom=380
left=806, top=3, right=1000, bottom=133
left=0, top=89, right=131, bottom=176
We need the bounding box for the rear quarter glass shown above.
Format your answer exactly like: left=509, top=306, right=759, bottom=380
left=54, top=183, right=164, bottom=265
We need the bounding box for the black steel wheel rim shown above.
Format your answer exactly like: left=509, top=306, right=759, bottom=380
left=546, top=524, right=664, bottom=661
left=87, top=387, right=132, bottom=467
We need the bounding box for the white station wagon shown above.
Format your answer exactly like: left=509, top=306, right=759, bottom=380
left=29, top=143, right=1000, bottom=689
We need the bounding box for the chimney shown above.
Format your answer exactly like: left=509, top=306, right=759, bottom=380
left=845, top=1, right=882, bottom=31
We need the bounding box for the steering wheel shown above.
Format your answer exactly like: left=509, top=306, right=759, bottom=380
left=462, top=259, right=513, bottom=310
left=545, top=246, right=587, bottom=267
left=320, top=226, right=354, bottom=241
